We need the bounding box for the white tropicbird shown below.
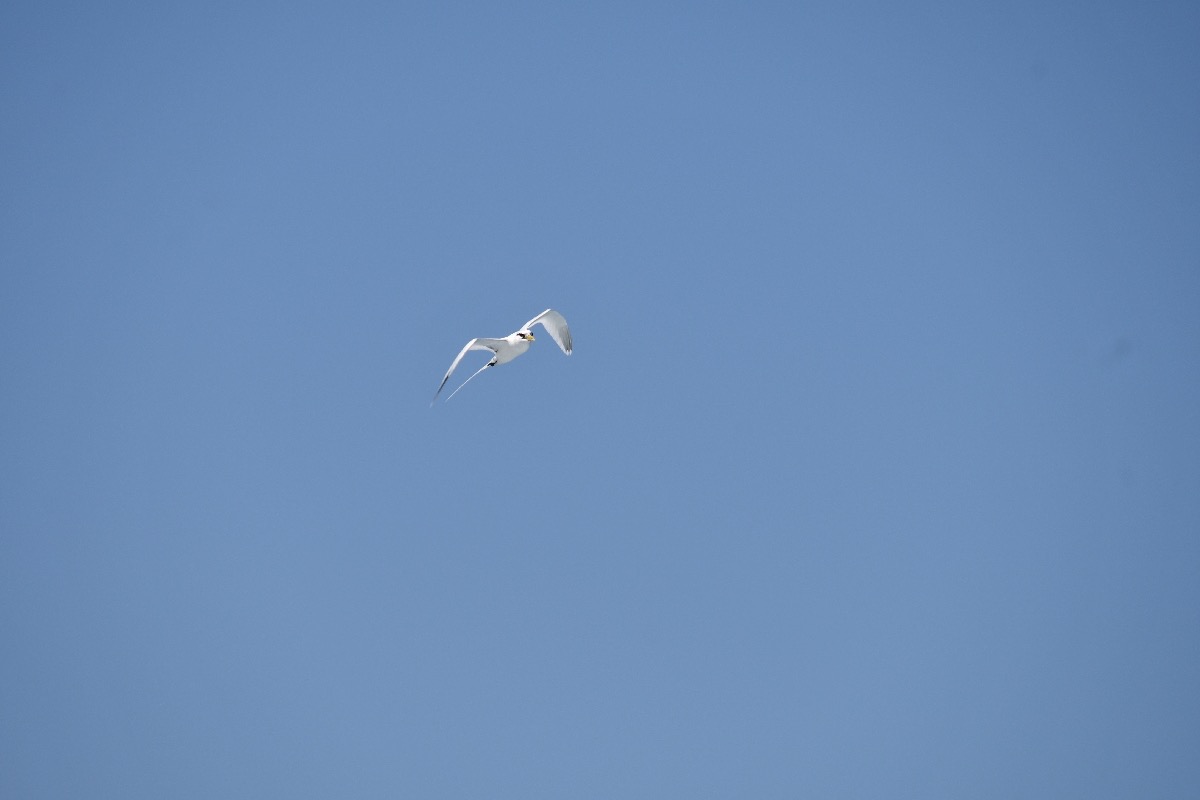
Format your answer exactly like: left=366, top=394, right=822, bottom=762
left=432, top=308, right=573, bottom=404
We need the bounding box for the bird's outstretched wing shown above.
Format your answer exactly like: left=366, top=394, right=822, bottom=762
left=432, top=337, right=503, bottom=403
left=523, top=309, right=573, bottom=355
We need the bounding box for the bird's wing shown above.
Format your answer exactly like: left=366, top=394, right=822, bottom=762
left=523, top=308, right=573, bottom=355
left=432, top=338, right=503, bottom=403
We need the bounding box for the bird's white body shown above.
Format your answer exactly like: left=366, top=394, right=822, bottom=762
left=432, top=309, right=572, bottom=403
left=489, top=333, right=532, bottom=365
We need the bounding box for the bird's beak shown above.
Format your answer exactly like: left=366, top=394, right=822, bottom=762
left=526, top=333, right=535, bottom=340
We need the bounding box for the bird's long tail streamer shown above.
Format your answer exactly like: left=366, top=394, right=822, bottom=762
left=445, top=362, right=492, bottom=402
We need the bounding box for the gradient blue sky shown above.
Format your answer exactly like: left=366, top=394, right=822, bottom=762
left=3, top=2, right=1199, bottom=797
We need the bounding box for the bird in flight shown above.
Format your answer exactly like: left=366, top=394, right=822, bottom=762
left=432, top=308, right=573, bottom=404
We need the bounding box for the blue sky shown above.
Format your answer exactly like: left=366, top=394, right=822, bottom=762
left=3, top=1, right=1199, bottom=796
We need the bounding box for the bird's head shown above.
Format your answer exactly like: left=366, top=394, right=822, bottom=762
left=516, top=330, right=535, bottom=341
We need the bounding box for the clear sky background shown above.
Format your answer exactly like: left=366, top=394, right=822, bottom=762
left=2, top=2, right=1198, bottom=797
